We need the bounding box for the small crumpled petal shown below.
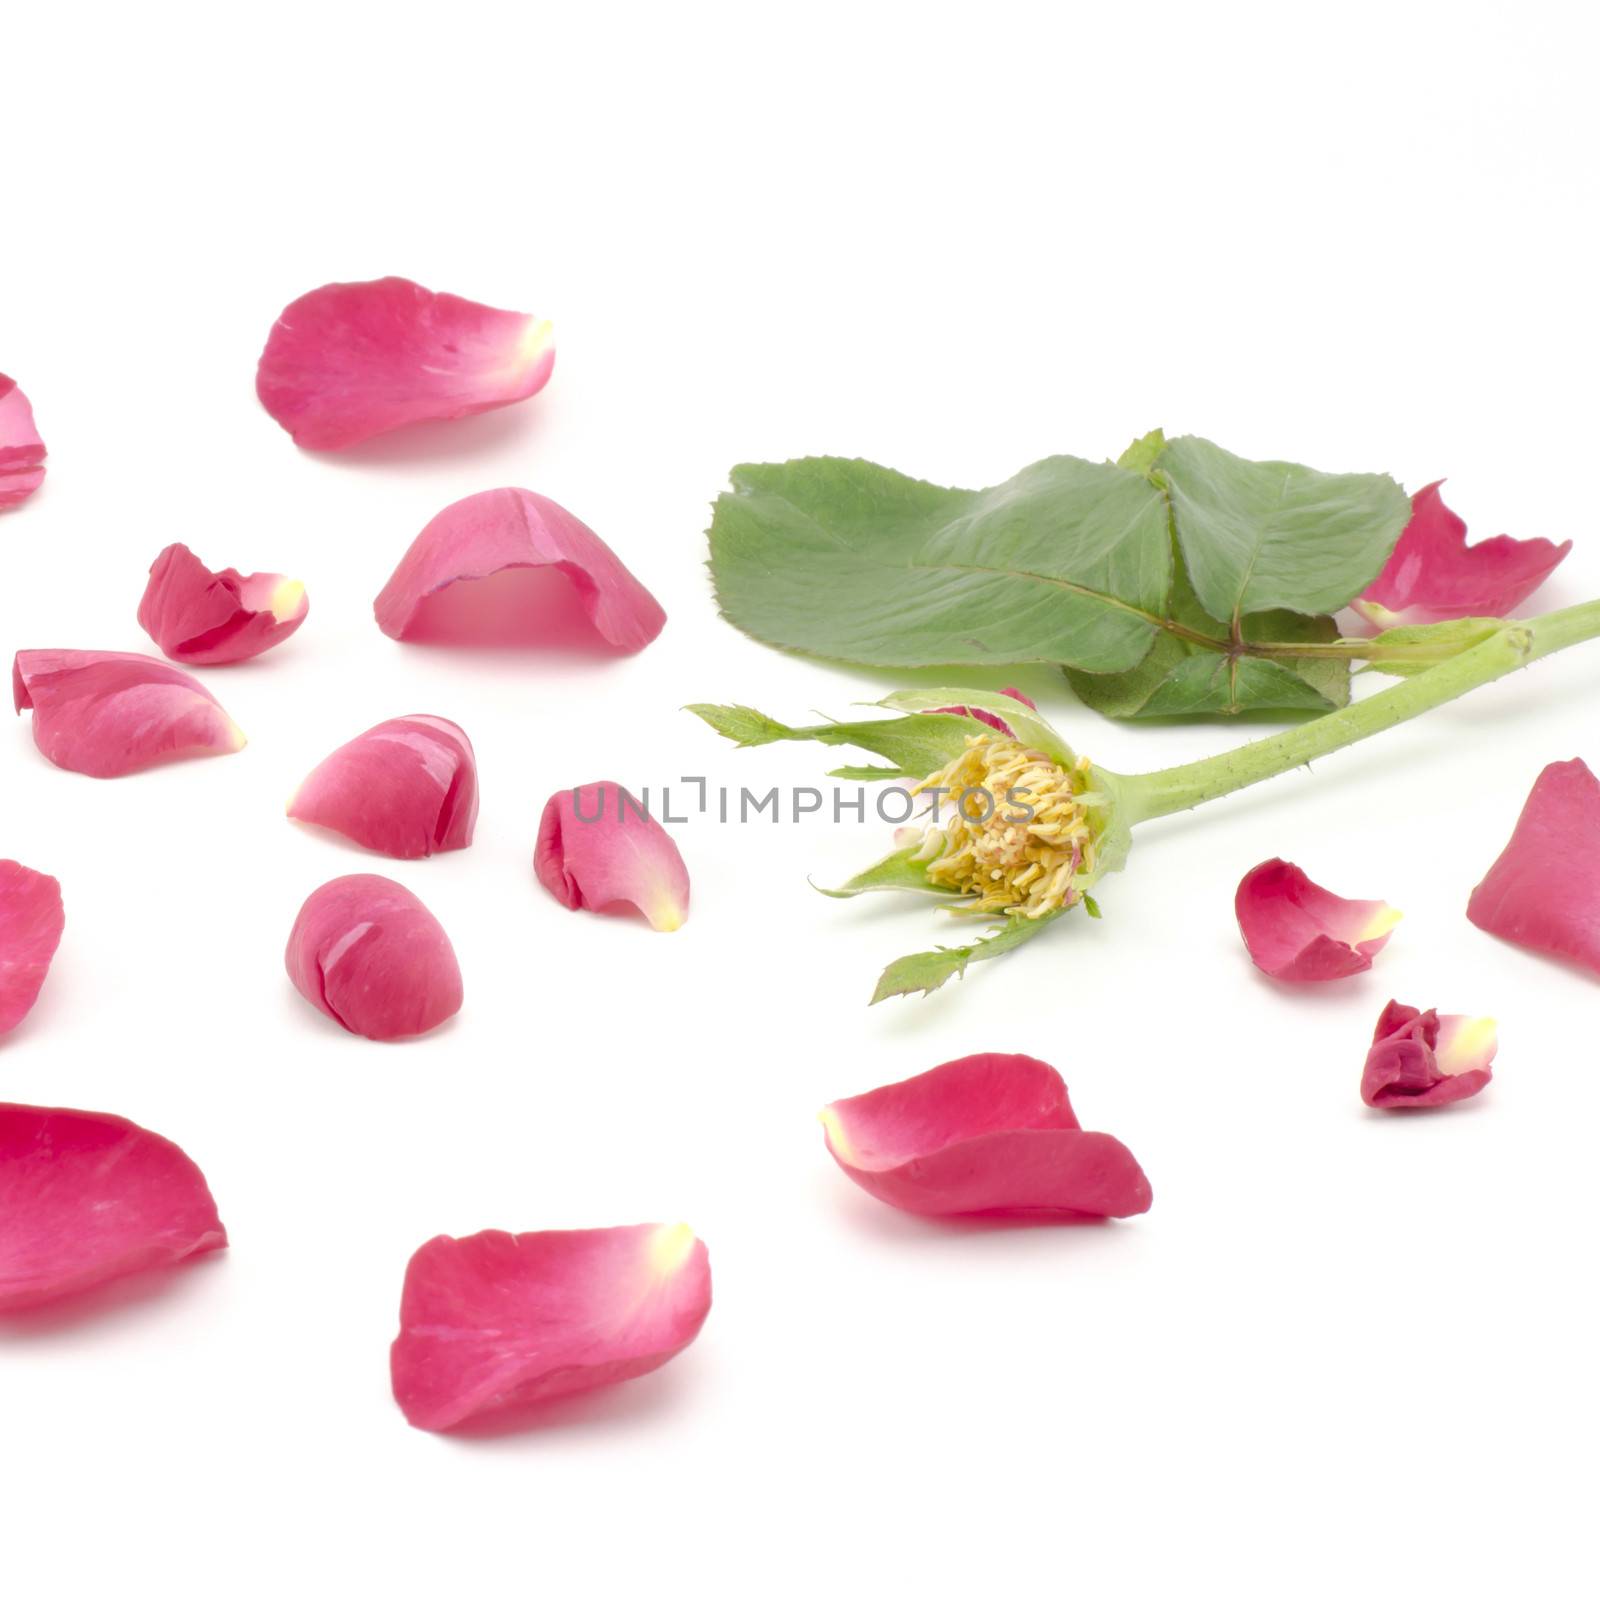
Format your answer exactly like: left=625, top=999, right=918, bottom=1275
left=0, top=373, right=47, bottom=509
left=289, top=715, right=477, bottom=859
left=391, top=1222, right=712, bottom=1432
left=137, top=543, right=308, bottom=665
left=374, top=488, right=666, bottom=653
left=255, top=276, right=554, bottom=450
left=1352, top=482, right=1571, bottom=630
left=1361, top=1001, right=1496, bottom=1109
left=1235, top=858, right=1400, bottom=982
left=534, top=782, right=690, bottom=932
left=1467, top=757, right=1600, bottom=974
left=285, top=874, right=462, bottom=1041
left=820, top=1052, right=1152, bottom=1218
left=13, top=649, right=246, bottom=778
left=928, top=685, right=1037, bottom=736
left=0, top=1103, right=226, bottom=1311
left=0, top=862, right=64, bottom=1038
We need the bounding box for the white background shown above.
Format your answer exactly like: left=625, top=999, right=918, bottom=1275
left=3, top=4, right=1597, bottom=1595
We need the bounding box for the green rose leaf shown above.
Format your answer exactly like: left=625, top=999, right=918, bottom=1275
left=1158, top=434, right=1412, bottom=621
left=709, top=455, right=1173, bottom=673
left=1066, top=556, right=1350, bottom=718
left=705, top=436, right=1410, bottom=722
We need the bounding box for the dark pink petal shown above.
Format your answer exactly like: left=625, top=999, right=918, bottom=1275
left=820, top=1052, right=1152, bottom=1219
left=391, top=1222, right=711, bottom=1432
left=1353, top=481, right=1570, bottom=629
left=928, top=686, right=1038, bottom=735
left=288, top=715, right=477, bottom=859
left=285, top=874, right=462, bottom=1041
left=255, top=276, right=554, bottom=450
left=373, top=488, right=665, bottom=653
left=0, top=862, right=64, bottom=1038
left=0, top=373, right=47, bottom=509
left=137, top=543, right=308, bottom=665
left=1467, top=758, right=1600, bottom=974
left=0, top=1103, right=226, bottom=1312
left=1360, top=1000, right=1496, bottom=1110
left=534, top=782, right=689, bottom=932
left=12, top=649, right=246, bottom=778
left=1235, top=858, right=1400, bottom=982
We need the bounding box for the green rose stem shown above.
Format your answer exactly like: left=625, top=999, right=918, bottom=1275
left=691, top=598, right=1600, bottom=1002
left=1120, top=599, right=1600, bottom=823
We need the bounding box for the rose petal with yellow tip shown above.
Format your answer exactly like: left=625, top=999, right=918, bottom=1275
left=1235, top=858, right=1400, bottom=982
left=12, top=649, right=246, bottom=778
left=390, top=1222, right=711, bottom=1432
left=1353, top=482, right=1570, bottom=630
left=534, top=782, right=689, bottom=932
left=255, top=276, right=554, bottom=450
left=821, top=1052, right=1152, bottom=1219
left=1361, top=1001, right=1496, bottom=1109
left=138, top=543, right=309, bottom=665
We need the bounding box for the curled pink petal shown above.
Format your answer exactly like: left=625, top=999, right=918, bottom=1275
left=391, top=1222, right=712, bottom=1432
left=0, top=373, right=47, bottom=509
left=12, top=649, right=246, bottom=778
left=373, top=488, right=665, bottom=654
left=1235, top=858, right=1400, bottom=982
left=1361, top=1001, right=1496, bottom=1109
left=1467, top=758, right=1600, bottom=975
left=0, top=862, right=64, bottom=1038
left=255, top=276, right=554, bottom=450
left=0, top=1103, right=226, bottom=1312
left=534, top=782, right=690, bottom=932
left=928, top=685, right=1038, bottom=736
left=137, top=543, right=308, bottom=665
left=820, top=1052, right=1152, bottom=1219
left=285, top=874, right=462, bottom=1041
left=1353, top=481, right=1570, bottom=629
left=289, top=715, right=477, bottom=859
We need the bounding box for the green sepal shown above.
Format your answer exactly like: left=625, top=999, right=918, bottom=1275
left=685, top=703, right=976, bottom=780
left=814, top=845, right=962, bottom=900
left=873, top=687, right=1075, bottom=765
left=870, top=911, right=1064, bottom=1003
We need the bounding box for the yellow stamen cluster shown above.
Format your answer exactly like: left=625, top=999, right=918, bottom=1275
left=908, top=736, right=1101, bottom=918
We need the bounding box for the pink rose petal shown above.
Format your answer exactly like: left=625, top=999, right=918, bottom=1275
left=1353, top=481, right=1570, bottom=629
left=1467, top=758, right=1600, bottom=975
left=288, top=715, right=478, bottom=859
left=1361, top=1001, right=1496, bottom=1110
left=928, top=685, right=1038, bottom=736
left=534, top=782, right=690, bottom=932
left=0, top=1103, right=226, bottom=1312
left=1235, top=858, right=1401, bottom=982
left=0, top=373, right=47, bottom=509
left=0, top=862, right=64, bottom=1038
left=820, top=1052, right=1152, bottom=1219
left=285, top=874, right=462, bottom=1041
left=255, top=276, right=554, bottom=450
left=373, top=488, right=665, bottom=654
left=137, top=543, right=308, bottom=665
left=12, top=649, right=246, bottom=778
left=391, top=1222, right=712, bottom=1432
